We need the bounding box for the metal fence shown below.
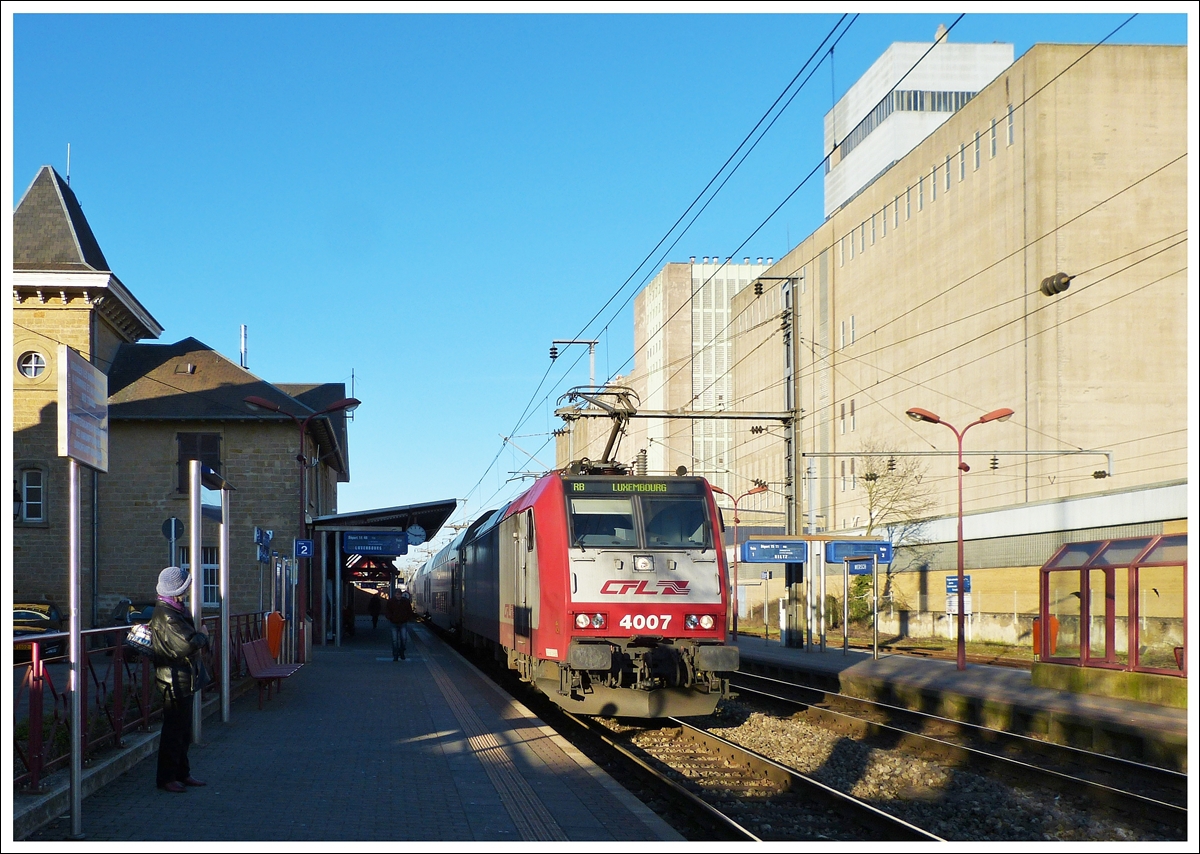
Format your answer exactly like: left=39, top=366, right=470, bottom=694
left=13, top=611, right=269, bottom=791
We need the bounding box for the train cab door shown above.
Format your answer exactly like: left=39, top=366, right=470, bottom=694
left=514, top=508, right=534, bottom=651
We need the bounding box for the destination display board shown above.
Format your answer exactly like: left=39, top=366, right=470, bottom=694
left=564, top=478, right=705, bottom=495
left=741, top=540, right=809, bottom=563
left=825, top=540, right=893, bottom=564
left=343, top=531, right=409, bottom=555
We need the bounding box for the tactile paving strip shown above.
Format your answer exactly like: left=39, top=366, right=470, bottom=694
left=414, top=632, right=568, bottom=841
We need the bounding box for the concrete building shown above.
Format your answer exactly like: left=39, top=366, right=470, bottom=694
left=824, top=34, right=1014, bottom=216
left=11, top=166, right=353, bottom=626
left=616, top=257, right=773, bottom=494
left=730, top=43, right=1187, bottom=636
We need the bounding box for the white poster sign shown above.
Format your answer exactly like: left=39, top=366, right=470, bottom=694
left=57, top=345, right=109, bottom=472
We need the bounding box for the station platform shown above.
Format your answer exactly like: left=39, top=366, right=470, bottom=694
left=18, top=622, right=680, bottom=842
left=730, top=635, right=1191, bottom=772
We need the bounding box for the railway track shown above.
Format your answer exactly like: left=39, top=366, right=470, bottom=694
left=561, top=710, right=943, bottom=842
left=437, top=626, right=1180, bottom=841
left=727, top=671, right=1187, bottom=838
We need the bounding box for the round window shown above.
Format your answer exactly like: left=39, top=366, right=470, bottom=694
left=18, top=351, right=47, bottom=379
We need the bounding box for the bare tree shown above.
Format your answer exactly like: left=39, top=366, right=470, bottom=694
left=856, top=440, right=937, bottom=607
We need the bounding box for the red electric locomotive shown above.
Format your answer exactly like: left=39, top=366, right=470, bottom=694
left=413, top=470, right=739, bottom=717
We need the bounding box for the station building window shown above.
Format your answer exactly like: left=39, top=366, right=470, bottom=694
left=17, top=467, right=46, bottom=523
left=178, top=545, right=220, bottom=607
left=17, top=351, right=47, bottom=379
left=177, top=433, right=222, bottom=494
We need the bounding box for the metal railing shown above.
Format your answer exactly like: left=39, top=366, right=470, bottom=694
left=13, top=611, right=269, bottom=791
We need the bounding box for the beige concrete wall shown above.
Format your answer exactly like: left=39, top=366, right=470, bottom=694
left=728, top=279, right=789, bottom=534
left=625, top=263, right=699, bottom=477
left=732, top=44, right=1187, bottom=535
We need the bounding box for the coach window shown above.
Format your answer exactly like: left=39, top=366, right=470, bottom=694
left=177, top=433, right=221, bottom=493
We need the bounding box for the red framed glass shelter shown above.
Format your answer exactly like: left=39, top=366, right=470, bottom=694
left=1039, top=534, right=1186, bottom=676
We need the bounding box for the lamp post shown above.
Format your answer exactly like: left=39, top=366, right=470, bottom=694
left=906, top=406, right=1013, bottom=670
left=710, top=483, right=769, bottom=638
left=244, top=395, right=361, bottom=650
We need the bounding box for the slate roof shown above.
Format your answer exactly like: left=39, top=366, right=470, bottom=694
left=107, top=338, right=350, bottom=476
left=14, top=166, right=112, bottom=271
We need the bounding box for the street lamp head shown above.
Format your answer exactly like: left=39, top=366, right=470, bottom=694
left=747, top=484, right=769, bottom=496
left=906, top=407, right=941, bottom=425
left=980, top=407, right=1014, bottom=424
left=244, top=395, right=282, bottom=414
left=709, top=484, right=730, bottom=497
left=321, top=397, right=361, bottom=416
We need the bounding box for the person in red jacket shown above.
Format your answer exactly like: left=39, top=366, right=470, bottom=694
left=385, top=591, right=414, bottom=661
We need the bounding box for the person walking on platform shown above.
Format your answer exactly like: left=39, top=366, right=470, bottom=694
left=386, top=591, right=414, bottom=661
left=368, top=592, right=382, bottom=630
left=150, top=566, right=209, bottom=793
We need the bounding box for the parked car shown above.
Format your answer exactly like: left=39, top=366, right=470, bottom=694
left=13, top=599, right=66, bottom=661
left=108, top=598, right=156, bottom=627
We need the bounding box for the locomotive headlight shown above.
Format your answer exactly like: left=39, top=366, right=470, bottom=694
left=575, top=613, right=591, bottom=629
left=591, top=613, right=606, bottom=629
left=634, top=555, right=654, bottom=572
left=699, top=615, right=715, bottom=630
left=684, top=614, right=699, bottom=629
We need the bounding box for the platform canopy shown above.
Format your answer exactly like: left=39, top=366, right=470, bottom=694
left=312, top=499, right=458, bottom=581
left=313, top=499, right=456, bottom=536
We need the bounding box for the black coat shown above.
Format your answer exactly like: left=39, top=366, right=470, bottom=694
left=150, top=598, right=209, bottom=699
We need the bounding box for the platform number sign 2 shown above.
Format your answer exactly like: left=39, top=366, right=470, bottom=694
left=294, top=538, right=315, bottom=559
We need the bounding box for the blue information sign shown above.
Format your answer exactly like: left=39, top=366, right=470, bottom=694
left=846, top=559, right=874, bottom=576
left=741, top=541, right=808, bottom=563
left=294, top=538, right=314, bottom=558
left=945, top=574, right=972, bottom=594
left=342, top=531, right=409, bottom=556
left=825, top=540, right=893, bottom=564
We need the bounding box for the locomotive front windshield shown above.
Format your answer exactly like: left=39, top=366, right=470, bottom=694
left=568, top=494, right=712, bottom=550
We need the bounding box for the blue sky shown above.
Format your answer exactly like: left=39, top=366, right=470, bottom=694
left=7, top=8, right=1191, bottom=552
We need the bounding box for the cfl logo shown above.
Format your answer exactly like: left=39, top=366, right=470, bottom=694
left=600, top=580, right=691, bottom=595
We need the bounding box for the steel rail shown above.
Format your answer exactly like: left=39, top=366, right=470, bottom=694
left=728, top=671, right=1187, bottom=835
left=561, top=711, right=760, bottom=841
left=666, top=716, right=944, bottom=842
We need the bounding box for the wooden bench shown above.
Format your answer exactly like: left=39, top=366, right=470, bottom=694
left=243, top=638, right=302, bottom=709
